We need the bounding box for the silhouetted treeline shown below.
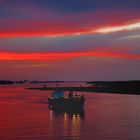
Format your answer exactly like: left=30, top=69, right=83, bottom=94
left=30, top=80, right=65, bottom=83
left=30, top=80, right=140, bottom=95
left=29, top=85, right=140, bottom=95
left=87, top=80, right=140, bottom=87
left=86, top=80, right=140, bottom=94
left=0, top=80, right=13, bottom=84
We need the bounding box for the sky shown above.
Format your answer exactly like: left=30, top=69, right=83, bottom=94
left=0, top=0, right=140, bottom=81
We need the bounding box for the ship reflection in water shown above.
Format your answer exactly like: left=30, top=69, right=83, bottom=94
left=50, top=109, right=85, bottom=119
left=49, top=109, right=85, bottom=138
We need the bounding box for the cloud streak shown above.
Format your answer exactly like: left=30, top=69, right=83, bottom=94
left=0, top=19, right=140, bottom=38
left=95, top=21, right=140, bottom=34
left=0, top=50, right=139, bottom=62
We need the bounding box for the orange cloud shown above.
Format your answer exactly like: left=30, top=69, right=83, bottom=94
left=0, top=50, right=139, bottom=62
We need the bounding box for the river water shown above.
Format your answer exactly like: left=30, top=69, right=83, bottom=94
left=0, top=83, right=140, bottom=140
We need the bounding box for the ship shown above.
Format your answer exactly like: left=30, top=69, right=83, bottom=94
left=48, top=88, right=85, bottom=110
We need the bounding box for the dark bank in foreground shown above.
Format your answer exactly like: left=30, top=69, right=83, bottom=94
left=28, top=80, right=140, bottom=95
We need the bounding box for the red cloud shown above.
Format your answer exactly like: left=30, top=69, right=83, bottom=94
left=0, top=50, right=139, bottom=62
left=0, top=10, right=140, bottom=37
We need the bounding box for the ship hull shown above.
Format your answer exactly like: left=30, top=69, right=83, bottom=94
left=48, top=98, right=85, bottom=110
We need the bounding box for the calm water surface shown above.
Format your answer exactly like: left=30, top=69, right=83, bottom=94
left=0, top=83, right=140, bottom=140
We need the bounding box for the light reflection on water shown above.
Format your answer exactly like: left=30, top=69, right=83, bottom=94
left=49, top=109, right=85, bottom=140
left=0, top=83, right=140, bottom=140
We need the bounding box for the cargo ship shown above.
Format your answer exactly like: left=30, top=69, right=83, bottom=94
left=48, top=89, right=85, bottom=110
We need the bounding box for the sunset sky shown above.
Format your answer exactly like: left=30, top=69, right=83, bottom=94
left=0, top=0, right=140, bottom=81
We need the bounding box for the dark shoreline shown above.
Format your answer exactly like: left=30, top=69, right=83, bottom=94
left=28, top=85, right=140, bottom=95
